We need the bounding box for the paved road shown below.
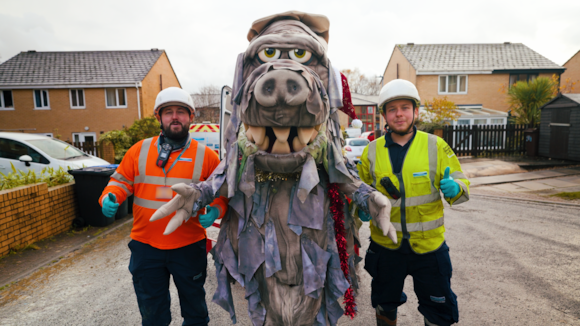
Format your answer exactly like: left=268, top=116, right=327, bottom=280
left=0, top=196, right=579, bottom=325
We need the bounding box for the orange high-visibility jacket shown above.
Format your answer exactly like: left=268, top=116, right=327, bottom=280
left=99, top=135, right=228, bottom=250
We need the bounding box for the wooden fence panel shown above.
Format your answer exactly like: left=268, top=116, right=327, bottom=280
left=442, top=124, right=529, bottom=157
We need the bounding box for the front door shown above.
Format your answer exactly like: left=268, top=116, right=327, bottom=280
left=549, top=109, right=571, bottom=159
left=72, top=132, right=97, bottom=156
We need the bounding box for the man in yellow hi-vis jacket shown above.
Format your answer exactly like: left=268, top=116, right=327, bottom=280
left=357, top=79, right=469, bottom=326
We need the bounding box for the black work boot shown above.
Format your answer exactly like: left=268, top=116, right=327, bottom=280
left=424, top=316, right=440, bottom=326
left=376, top=305, right=397, bottom=326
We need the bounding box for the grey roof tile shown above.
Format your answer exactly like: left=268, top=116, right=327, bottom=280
left=397, top=43, right=563, bottom=72
left=0, top=50, right=164, bottom=86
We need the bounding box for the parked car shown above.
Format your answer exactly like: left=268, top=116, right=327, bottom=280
left=0, top=132, right=109, bottom=176
left=344, top=138, right=370, bottom=163
left=359, top=131, right=375, bottom=142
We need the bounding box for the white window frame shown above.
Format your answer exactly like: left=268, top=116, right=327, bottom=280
left=490, top=118, right=505, bottom=125
left=33, top=90, right=50, bottom=110
left=438, top=75, right=468, bottom=95
left=473, top=118, right=488, bottom=125
left=69, top=89, right=86, bottom=109
left=0, top=90, right=14, bottom=110
left=105, top=88, right=127, bottom=108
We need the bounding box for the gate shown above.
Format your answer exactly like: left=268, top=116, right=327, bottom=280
left=442, top=124, right=530, bottom=157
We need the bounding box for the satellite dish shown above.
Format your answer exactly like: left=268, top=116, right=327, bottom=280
left=351, top=119, right=363, bottom=129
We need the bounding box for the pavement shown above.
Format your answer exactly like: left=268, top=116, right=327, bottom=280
left=1, top=155, right=579, bottom=293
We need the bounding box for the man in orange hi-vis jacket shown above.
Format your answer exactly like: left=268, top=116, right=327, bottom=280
left=99, top=87, right=228, bottom=326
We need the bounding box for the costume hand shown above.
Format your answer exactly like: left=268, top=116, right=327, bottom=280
left=357, top=209, right=371, bottom=222
left=368, top=191, right=397, bottom=244
left=102, top=193, right=119, bottom=218
left=149, top=183, right=201, bottom=235
left=440, top=166, right=460, bottom=198
left=199, top=205, right=219, bottom=229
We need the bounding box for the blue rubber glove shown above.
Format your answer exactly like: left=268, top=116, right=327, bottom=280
left=440, top=166, right=461, bottom=198
left=102, top=193, right=119, bottom=218
left=199, top=205, right=219, bottom=229
left=358, top=209, right=371, bottom=222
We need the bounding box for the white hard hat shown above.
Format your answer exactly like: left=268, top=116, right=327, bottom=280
left=378, top=79, right=420, bottom=112
left=154, top=87, right=195, bottom=117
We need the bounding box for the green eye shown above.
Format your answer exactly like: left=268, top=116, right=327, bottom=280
left=258, top=48, right=281, bottom=62
left=289, top=49, right=312, bottom=63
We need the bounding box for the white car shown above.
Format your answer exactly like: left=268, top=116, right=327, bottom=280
left=345, top=138, right=370, bottom=163
left=0, top=132, right=110, bottom=176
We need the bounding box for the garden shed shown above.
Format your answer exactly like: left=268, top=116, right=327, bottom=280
left=538, top=93, right=580, bottom=161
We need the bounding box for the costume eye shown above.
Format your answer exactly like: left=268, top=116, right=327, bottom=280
left=289, top=49, right=312, bottom=63
left=258, top=48, right=281, bottom=62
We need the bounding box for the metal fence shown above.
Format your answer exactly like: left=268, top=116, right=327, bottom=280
left=442, top=124, right=531, bottom=157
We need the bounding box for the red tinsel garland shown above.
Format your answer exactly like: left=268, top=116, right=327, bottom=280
left=327, top=182, right=356, bottom=318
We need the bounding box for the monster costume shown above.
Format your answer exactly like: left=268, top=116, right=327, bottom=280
left=151, top=11, right=397, bottom=326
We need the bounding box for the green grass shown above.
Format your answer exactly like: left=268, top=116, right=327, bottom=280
left=550, top=191, right=580, bottom=200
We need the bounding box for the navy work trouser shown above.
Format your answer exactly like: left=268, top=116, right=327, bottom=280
left=128, top=239, right=209, bottom=326
left=364, top=239, right=458, bottom=326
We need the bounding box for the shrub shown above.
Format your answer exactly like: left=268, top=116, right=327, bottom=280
left=0, top=163, right=73, bottom=191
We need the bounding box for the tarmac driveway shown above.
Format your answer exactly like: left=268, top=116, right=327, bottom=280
left=0, top=196, right=579, bottom=325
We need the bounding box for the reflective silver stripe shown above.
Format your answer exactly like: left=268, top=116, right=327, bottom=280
left=107, top=181, right=133, bottom=196
left=111, top=172, right=133, bottom=186
left=191, top=143, right=206, bottom=184
left=138, top=138, right=153, bottom=177
left=134, top=196, right=167, bottom=210
left=451, top=171, right=467, bottom=180
left=367, top=141, right=377, bottom=188
left=134, top=175, right=193, bottom=186
left=392, top=216, right=444, bottom=232
left=427, top=134, right=438, bottom=193
left=389, top=192, right=441, bottom=208
left=453, top=180, right=470, bottom=205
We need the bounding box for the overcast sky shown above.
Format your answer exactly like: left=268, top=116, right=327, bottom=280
left=1, top=0, right=579, bottom=93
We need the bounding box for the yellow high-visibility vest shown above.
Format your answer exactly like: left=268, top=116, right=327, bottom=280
left=358, top=131, right=470, bottom=254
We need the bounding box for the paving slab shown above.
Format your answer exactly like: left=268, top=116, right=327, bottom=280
left=536, top=179, right=579, bottom=188
left=490, top=183, right=529, bottom=192
left=470, top=167, right=580, bottom=186
left=513, top=181, right=555, bottom=191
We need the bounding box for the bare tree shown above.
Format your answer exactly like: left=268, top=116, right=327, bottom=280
left=191, top=85, right=221, bottom=108
left=341, top=68, right=381, bottom=96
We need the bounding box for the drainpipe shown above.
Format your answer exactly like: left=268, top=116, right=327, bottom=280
left=135, top=82, right=142, bottom=120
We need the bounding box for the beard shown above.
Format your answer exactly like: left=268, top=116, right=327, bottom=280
left=162, top=121, right=190, bottom=140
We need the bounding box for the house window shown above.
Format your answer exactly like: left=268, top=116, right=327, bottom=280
left=457, top=119, right=470, bottom=125
left=474, top=119, right=487, bottom=125
left=509, top=74, right=538, bottom=86
left=70, top=89, right=85, bottom=109
left=367, top=106, right=373, bottom=114
left=439, top=75, right=467, bottom=94
left=490, top=118, right=504, bottom=124
left=105, top=88, right=127, bottom=108
left=34, top=90, right=50, bottom=109
left=0, top=90, right=14, bottom=110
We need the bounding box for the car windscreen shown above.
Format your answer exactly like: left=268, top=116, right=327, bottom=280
left=26, top=139, right=86, bottom=160
left=348, top=139, right=369, bottom=147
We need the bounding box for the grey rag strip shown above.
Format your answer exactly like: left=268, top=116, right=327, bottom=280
left=344, top=158, right=360, bottom=180
left=301, top=236, right=331, bottom=299
left=251, top=181, right=270, bottom=229
left=287, top=183, right=303, bottom=236
left=212, top=261, right=237, bottom=324
left=289, top=184, right=325, bottom=231
left=297, top=154, right=320, bottom=203
left=323, top=214, right=350, bottom=324
left=314, top=301, right=327, bottom=326
left=238, top=222, right=265, bottom=284
left=327, top=61, right=343, bottom=110
left=239, top=154, right=256, bottom=198
left=327, top=141, right=353, bottom=184
left=190, top=159, right=227, bottom=211
left=265, top=219, right=282, bottom=278
left=221, top=238, right=245, bottom=286
left=245, top=277, right=266, bottom=326
left=353, top=182, right=375, bottom=215
left=226, top=142, right=239, bottom=198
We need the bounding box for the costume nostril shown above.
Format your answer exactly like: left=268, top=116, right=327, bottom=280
left=262, top=79, right=276, bottom=95
left=287, top=79, right=301, bottom=94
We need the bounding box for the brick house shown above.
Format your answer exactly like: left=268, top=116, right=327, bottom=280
left=561, top=50, right=580, bottom=93
left=382, top=43, right=566, bottom=126
left=191, top=93, right=220, bottom=124
left=0, top=49, right=181, bottom=143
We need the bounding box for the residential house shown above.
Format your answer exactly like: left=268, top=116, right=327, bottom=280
left=0, top=49, right=181, bottom=144
left=351, top=93, right=381, bottom=133
left=191, top=93, right=220, bottom=124
left=382, top=43, right=566, bottom=126
left=561, top=50, right=580, bottom=93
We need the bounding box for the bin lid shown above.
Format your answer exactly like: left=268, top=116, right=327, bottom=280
left=68, top=166, right=117, bottom=176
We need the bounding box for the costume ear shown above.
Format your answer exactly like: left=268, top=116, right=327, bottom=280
left=327, top=61, right=343, bottom=110
left=232, top=53, right=245, bottom=106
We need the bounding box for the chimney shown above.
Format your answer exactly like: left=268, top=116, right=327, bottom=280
left=504, top=42, right=511, bottom=45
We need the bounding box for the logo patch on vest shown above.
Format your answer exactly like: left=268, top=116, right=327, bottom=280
left=430, top=295, right=446, bottom=303
left=413, top=172, right=428, bottom=177
left=178, top=158, right=193, bottom=162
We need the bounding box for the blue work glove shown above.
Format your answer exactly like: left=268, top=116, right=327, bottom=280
left=358, top=209, right=371, bottom=222
left=440, top=166, right=461, bottom=198
left=198, top=205, right=219, bottom=229
left=102, top=193, right=119, bottom=218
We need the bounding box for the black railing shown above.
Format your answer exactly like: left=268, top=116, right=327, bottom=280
left=442, top=124, right=531, bottom=157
